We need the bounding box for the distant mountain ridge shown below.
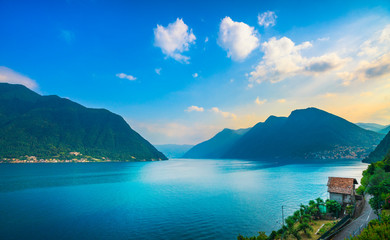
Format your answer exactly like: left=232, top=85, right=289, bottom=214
left=184, top=108, right=383, bottom=161
left=183, top=128, right=250, bottom=158
left=381, top=125, right=390, bottom=135
left=0, top=83, right=167, bottom=161
left=154, top=144, right=194, bottom=158
left=356, top=122, right=390, bottom=134
left=364, top=129, right=390, bottom=163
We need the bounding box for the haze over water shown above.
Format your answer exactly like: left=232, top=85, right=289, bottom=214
left=0, top=159, right=367, bottom=240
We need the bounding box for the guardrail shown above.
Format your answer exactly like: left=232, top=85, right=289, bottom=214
left=348, top=222, right=368, bottom=239
left=317, top=215, right=352, bottom=240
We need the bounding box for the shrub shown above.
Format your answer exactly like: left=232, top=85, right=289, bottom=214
left=356, top=185, right=365, bottom=195
left=317, top=221, right=337, bottom=235
left=346, top=204, right=354, bottom=215
left=237, top=232, right=268, bottom=240
left=350, top=214, right=390, bottom=240
left=326, top=200, right=342, bottom=216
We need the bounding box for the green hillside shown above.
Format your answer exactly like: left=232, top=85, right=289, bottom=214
left=0, top=83, right=167, bottom=161
left=364, top=130, right=390, bottom=163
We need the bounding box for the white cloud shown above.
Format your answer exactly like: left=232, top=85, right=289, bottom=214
left=218, top=17, right=260, bottom=61
left=379, top=24, right=390, bottom=43
left=116, top=73, right=136, bottom=81
left=258, top=11, right=277, bottom=28
left=277, top=99, right=286, bottom=103
left=317, top=37, right=330, bottom=41
left=155, top=68, right=162, bottom=75
left=185, top=105, right=204, bottom=112
left=249, top=36, right=347, bottom=84
left=210, top=107, right=237, bottom=119
left=338, top=53, right=390, bottom=84
left=205, top=37, right=209, bottom=43
left=154, top=18, right=196, bottom=63
left=192, top=73, right=198, bottom=78
left=249, top=37, right=311, bottom=83
left=255, top=97, right=267, bottom=105
left=0, top=66, right=38, bottom=90
left=358, top=25, right=390, bottom=58
left=337, top=25, right=390, bottom=84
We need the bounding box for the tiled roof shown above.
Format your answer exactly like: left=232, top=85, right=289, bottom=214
left=327, top=177, right=358, bottom=195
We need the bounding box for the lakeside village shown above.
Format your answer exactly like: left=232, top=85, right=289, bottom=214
left=0, top=152, right=163, bottom=163
left=304, top=146, right=374, bottom=160
left=0, top=152, right=107, bottom=163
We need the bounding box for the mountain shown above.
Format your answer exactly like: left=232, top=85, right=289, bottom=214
left=356, top=123, right=386, bottom=133
left=154, top=144, right=194, bottom=158
left=183, top=128, right=250, bottom=158
left=184, top=108, right=383, bottom=161
left=0, top=83, right=167, bottom=161
left=380, top=125, right=390, bottom=135
left=363, top=129, right=390, bottom=163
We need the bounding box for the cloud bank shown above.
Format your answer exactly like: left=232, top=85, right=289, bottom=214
left=0, top=66, right=38, bottom=90
left=249, top=36, right=348, bottom=84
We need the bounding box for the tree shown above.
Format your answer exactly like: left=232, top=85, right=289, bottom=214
left=297, top=221, right=313, bottom=238
left=366, top=169, right=390, bottom=215
left=356, top=185, right=366, bottom=195
left=285, top=216, right=302, bottom=240
left=308, top=200, right=319, bottom=218
left=326, top=200, right=342, bottom=217
left=237, top=232, right=268, bottom=240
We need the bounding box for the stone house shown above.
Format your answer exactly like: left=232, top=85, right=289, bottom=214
left=327, top=177, right=358, bottom=205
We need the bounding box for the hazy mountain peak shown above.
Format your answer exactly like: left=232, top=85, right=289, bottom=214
left=184, top=107, right=383, bottom=161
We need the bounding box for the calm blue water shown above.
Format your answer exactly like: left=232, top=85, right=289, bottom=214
left=0, top=159, right=367, bottom=240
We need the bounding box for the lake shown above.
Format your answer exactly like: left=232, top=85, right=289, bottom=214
left=0, top=159, right=367, bottom=240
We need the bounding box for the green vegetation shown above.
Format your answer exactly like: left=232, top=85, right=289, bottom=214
left=359, top=155, right=390, bottom=215
left=0, top=83, right=167, bottom=161
left=363, top=128, right=390, bottom=163
left=352, top=130, right=390, bottom=239
left=317, top=221, right=337, bottom=235
left=325, top=200, right=342, bottom=217
left=237, top=198, right=333, bottom=240
left=350, top=213, right=390, bottom=240
left=237, top=232, right=268, bottom=240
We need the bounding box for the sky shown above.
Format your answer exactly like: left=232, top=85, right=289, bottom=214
left=1, top=0, right=390, bottom=145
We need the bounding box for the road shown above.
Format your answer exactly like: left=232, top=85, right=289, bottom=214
left=332, top=195, right=377, bottom=240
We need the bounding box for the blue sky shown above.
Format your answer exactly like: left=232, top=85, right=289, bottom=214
left=1, top=0, right=390, bottom=144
